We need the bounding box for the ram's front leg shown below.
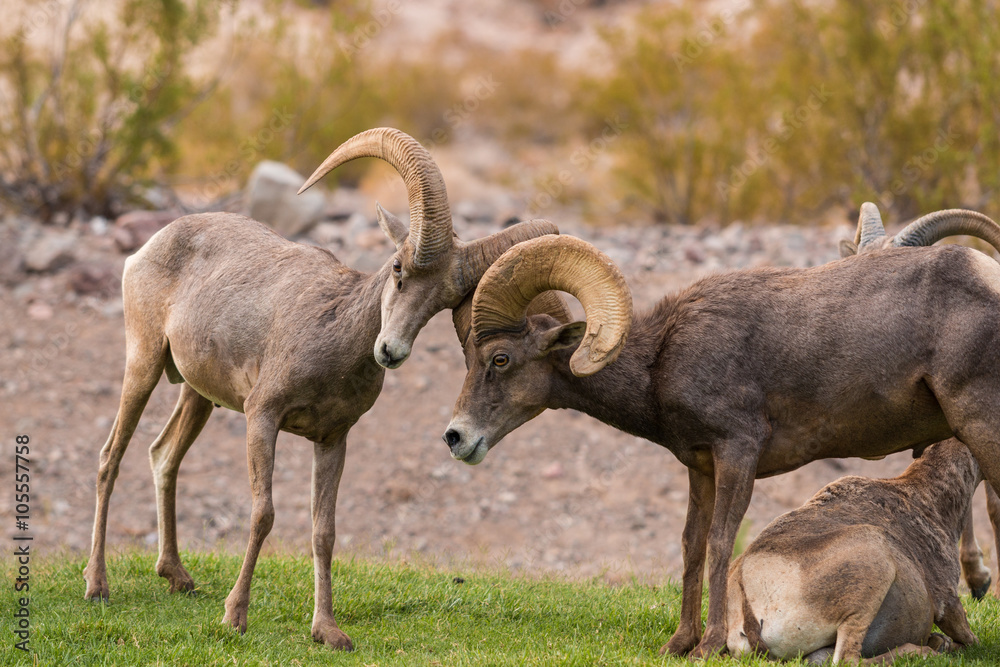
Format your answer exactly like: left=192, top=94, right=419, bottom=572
left=690, top=446, right=761, bottom=659
left=309, top=435, right=353, bottom=650
left=661, top=468, right=715, bottom=656
left=223, top=411, right=278, bottom=634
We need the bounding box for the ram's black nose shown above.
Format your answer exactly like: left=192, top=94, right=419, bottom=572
left=443, top=429, right=462, bottom=450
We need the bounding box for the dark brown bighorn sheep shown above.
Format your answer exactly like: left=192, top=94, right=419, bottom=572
left=444, top=229, right=1000, bottom=657
left=82, top=127, right=560, bottom=650
left=727, top=439, right=980, bottom=663
left=841, top=202, right=1000, bottom=601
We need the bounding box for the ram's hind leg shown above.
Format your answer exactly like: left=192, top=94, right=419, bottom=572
left=987, top=482, right=1000, bottom=597
left=960, top=501, right=992, bottom=599
left=149, top=383, right=214, bottom=593
left=84, top=339, right=168, bottom=601
left=310, top=434, right=352, bottom=650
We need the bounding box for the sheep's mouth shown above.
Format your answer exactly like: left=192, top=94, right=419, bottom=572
left=456, top=437, right=488, bottom=465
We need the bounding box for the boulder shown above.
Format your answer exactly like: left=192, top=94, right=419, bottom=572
left=24, top=232, right=77, bottom=272
left=112, top=210, right=180, bottom=252
left=68, top=263, right=120, bottom=297
left=245, top=161, right=326, bottom=237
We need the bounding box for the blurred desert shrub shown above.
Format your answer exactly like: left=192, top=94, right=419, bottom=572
left=582, top=3, right=760, bottom=224
left=0, top=0, right=470, bottom=217
left=0, top=0, right=231, bottom=221
left=749, top=0, right=1000, bottom=221
left=5, top=0, right=998, bottom=227
left=583, top=0, right=1000, bottom=224
left=174, top=5, right=480, bottom=203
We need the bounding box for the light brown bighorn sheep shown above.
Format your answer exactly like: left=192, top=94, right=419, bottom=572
left=443, top=226, right=1000, bottom=657
left=727, top=439, right=980, bottom=663
left=840, top=202, right=1000, bottom=601
left=82, top=127, right=560, bottom=650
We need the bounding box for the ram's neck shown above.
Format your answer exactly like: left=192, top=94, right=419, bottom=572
left=548, top=310, right=665, bottom=443
left=313, top=260, right=393, bottom=353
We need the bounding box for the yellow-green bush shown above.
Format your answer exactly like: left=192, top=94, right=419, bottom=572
left=584, top=0, right=1000, bottom=224
left=0, top=0, right=229, bottom=220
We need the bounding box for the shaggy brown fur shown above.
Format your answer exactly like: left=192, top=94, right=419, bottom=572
left=447, top=244, right=1000, bottom=657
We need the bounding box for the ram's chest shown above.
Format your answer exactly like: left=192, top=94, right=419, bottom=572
left=278, top=368, right=385, bottom=442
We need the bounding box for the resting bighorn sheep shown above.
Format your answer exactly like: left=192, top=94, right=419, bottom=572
left=82, top=128, right=560, bottom=650
left=443, top=221, right=1000, bottom=657
left=840, top=202, right=1000, bottom=601
left=727, top=439, right=980, bottom=663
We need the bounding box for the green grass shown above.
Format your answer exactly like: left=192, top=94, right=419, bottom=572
left=3, top=550, right=1000, bottom=665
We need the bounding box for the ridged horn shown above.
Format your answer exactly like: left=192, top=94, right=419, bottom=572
left=298, top=127, right=452, bottom=267
left=891, top=209, right=1000, bottom=255
left=454, top=219, right=560, bottom=294
left=453, top=289, right=573, bottom=350
left=854, top=202, right=887, bottom=252
left=472, top=235, right=632, bottom=377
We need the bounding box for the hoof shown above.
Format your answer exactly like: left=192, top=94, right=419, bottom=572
left=312, top=622, right=354, bottom=651
left=84, top=576, right=109, bottom=602
left=928, top=633, right=952, bottom=653
left=660, top=632, right=699, bottom=656
left=222, top=607, right=248, bottom=634
left=971, top=575, right=991, bottom=600
left=85, top=588, right=109, bottom=602
left=805, top=647, right=835, bottom=664
left=688, top=636, right=727, bottom=660
left=157, top=561, right=196, bottom=594
left=167, top=573, right=196, bottom=594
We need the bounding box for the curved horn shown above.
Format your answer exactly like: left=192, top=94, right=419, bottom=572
left=891, top=209, right=1000, bottom=255
left=454, top=219, right=560, bottom=293
left=472, top=235, right=632, bottom=377
left=453, top=289, right=573, bottom=350
left=298, top=127, right=452, bottom=267
left=854, top=202, right=887, bottom=252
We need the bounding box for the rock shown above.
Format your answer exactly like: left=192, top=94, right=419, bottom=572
left=112, top=210, right=179, bottom=252
left=541, top=462, right=564, bottom=479
left=308, top=221, right=345, bottom=247
left=347, top=211, right=374, bottom=236
left=24, top=232, right=77, bottom=272
left=245, top=161, right=325, bottom=237
left=27, top=302, right=54, bottom=320
left=324, top=187, right=372, bottom=221
left=454, top=199, right=497, bottom=223
left=89, top=216, right=109, bottom=236
left=355, top=228, right=389, bottom=252
left=68, top=263, right=119, bottom=297
left=0, top=222, right=24, bottom=285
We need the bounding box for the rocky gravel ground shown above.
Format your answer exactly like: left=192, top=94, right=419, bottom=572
left=1, top=195, right=997, bottom=591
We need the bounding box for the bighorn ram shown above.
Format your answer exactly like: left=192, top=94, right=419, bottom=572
left=444, top=215, right=1000, bottom=657
left=727, top=439, right=980, bottom=663
left=83, top=128, right=560, bottom=650
left=840, top=202, right=1000, bottom=601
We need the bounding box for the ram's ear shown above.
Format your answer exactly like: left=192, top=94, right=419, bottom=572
left=536, top=321, right=587, bottom=357
left=838, top=239, right=858, bottom=258
left=376, top=202, right=408, bottom=248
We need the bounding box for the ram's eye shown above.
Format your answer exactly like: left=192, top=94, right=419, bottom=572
left=392, top=259, right=402, bottom=273
left=492, top=353, right=509, bottom=367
